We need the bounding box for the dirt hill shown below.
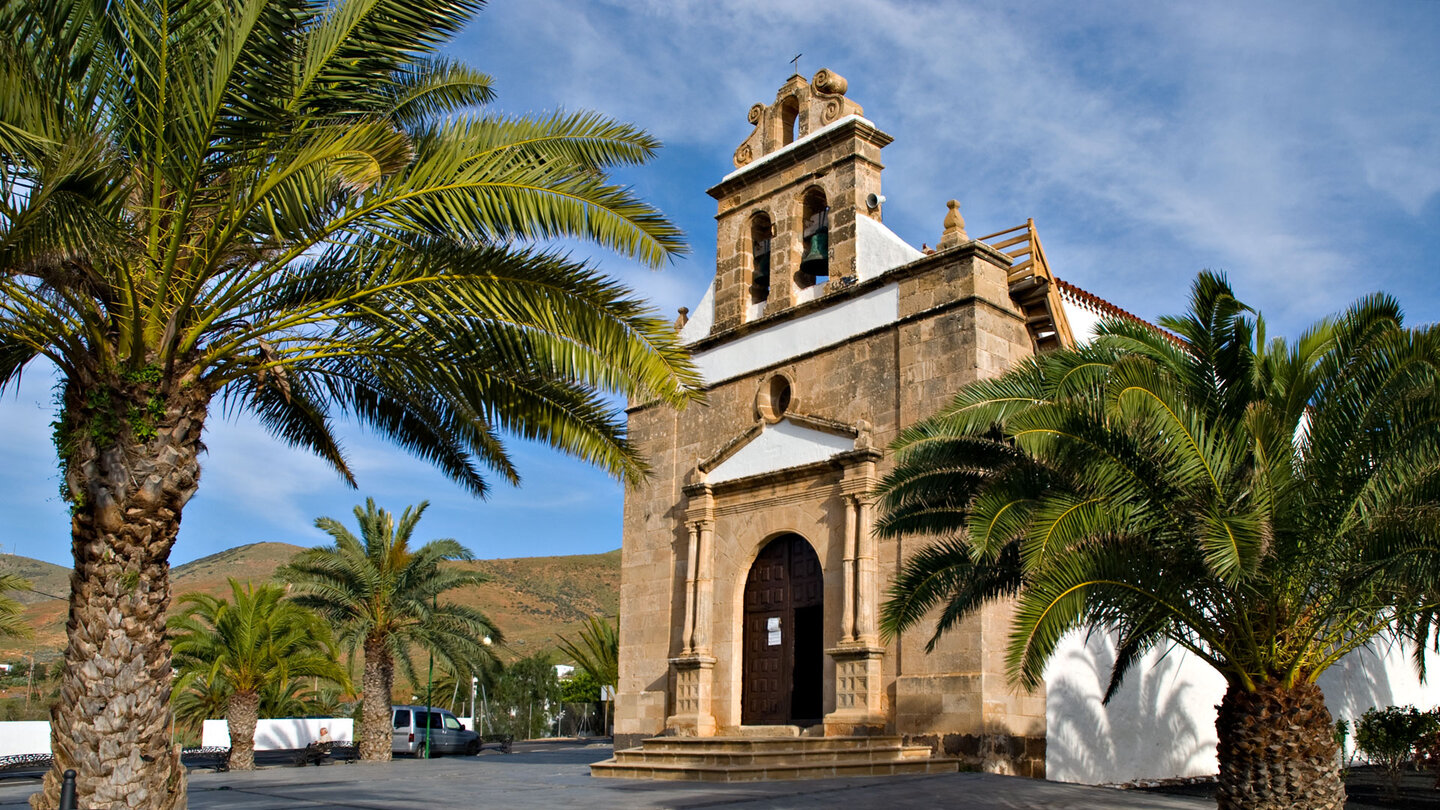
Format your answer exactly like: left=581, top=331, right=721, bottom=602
left=0, top=544, right=620, bottom=666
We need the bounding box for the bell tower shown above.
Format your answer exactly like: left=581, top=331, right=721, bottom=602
left=612, top=67, right=1048, bottom=779
left=706, top=69, right=892, bottom=330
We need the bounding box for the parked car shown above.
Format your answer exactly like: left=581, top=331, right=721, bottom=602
left=391, top=705, right=480, bottom=756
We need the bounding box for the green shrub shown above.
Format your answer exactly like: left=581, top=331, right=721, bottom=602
left=559, top=669, right=599, bottom=704
left=1334, top=718, right=1350, bottom=770
left=1357, top=705, right=1440, bottom=799
left=491, top=653, right=561, bottom=740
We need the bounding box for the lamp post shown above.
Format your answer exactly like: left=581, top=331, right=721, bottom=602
left=423, top=593, right=436, bottom=759
left=480, top=634, right=492, bottom=735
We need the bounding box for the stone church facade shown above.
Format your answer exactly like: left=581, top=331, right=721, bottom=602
left=615, top=70, right=1096, bottom=777
left=611, top=69, right=1440, bottom=786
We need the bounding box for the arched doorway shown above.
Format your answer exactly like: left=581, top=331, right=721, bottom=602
left=741, top=533, right=823, bottom=726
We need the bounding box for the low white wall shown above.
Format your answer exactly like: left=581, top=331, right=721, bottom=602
left=0, top=722, right=51, bottom=756
left=1045, top=631, right=1440, bottom=784
left=202, top=718, right=353, bottom=750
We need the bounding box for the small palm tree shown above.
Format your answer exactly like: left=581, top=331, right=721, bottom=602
left=557, top=615, right=617, bottom=733
left=492, top=651, right=560, bottom=741
left=278, top=499, right=501, bottom=761
left=431, top=660, right=499, bottom=716
left=877, top=273, right=1440, bottom=809
left=169, top=580, right=350, bottom=771
left=169, top=672, right=229, bottom=741
left=557, top=616, right=618, bottom=689
left=0, top=574, right=33, bottom=642
left=259, top=679, right=331, bottom=720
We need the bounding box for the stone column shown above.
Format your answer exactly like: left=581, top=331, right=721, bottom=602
left=854, top=497, right=878, bottom=644
left=840, top=496, right=857, bottom=642
left=669, top=483, right=717, bottom=737
left=826, top=450, right=886, bottom=736
left=692, top=521, right=715, bottom=655
left=681, top=523, right=699, bottom=655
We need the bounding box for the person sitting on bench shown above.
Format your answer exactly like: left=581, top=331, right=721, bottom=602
left=300, top=727, right=333, bottom=766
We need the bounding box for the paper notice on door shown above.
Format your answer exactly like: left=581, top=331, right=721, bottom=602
left=766, top=617, right=781, bottom=646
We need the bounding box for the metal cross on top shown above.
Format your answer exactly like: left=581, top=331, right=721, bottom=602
left=790, top=53, right=802, bottom=78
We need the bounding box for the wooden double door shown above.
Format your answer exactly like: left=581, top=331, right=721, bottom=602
left=741, top=534, right=823, bottom=726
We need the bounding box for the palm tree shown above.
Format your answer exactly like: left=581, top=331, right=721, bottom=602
left=557, top=615, right=617, bottom=733
left=0, top=574, right=33, bottom=643
left=1, top=0, right=697, bottom=804
left=278, top=499, right=502, bottom=761
left=169, top=672, right=229, bottom=741
left=258, top=679, right=334, bottom=720
left=431, top=659, right=499, bottom=716
left=168, top=580, right=350, bottom=771
left=170, top=665, right=344, bottom=741
left=877, top=273, right=1440, bottom=810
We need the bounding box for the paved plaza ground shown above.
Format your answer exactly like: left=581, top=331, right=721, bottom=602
left=0, top=740, right=1212, bottom=809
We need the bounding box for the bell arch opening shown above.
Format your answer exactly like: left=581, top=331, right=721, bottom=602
left=779, top=96, right=800, bottom=146
left=741, top=533, right=824, bottom=726
left=797, top=188, right=829, bottom=289
left=748, top=212, right=772, bottom=307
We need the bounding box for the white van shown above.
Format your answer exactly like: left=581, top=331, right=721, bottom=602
left=390, top=705, right=480, bottom=756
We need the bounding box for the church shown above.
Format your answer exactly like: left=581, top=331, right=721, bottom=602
left=594, top=69, right=1434, bottom=783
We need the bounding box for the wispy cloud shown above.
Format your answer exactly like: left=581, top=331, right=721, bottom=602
left=460, top=0, right=1440, bottom=334
left=3, top=0, right=1435, bottom=568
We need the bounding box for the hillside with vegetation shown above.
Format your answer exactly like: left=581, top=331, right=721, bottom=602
left=0, top=544, right=621, bottom=668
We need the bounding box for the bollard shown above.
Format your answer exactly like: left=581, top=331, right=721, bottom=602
left=58, top=769, right=77, bottom=810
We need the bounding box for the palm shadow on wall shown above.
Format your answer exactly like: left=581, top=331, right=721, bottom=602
left=1045, top=634, right=1214, bottom=784
left=1317, top=640, right=1399, bottom=762
left=1047, top=634, right=1401, bottom=783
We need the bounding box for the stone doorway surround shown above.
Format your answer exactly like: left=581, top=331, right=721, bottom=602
left=665, top=413, right=887, bottom=739
left=740, top=533, right=824, bottom=726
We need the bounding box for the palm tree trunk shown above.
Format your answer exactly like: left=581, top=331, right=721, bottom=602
left=360, top=636, right=393, bottom=761
left=226, top=691, right=260, bottom=771
left=32, top=379, right=207, bottom=810
left=1215, top=679, right=1345, bottom=810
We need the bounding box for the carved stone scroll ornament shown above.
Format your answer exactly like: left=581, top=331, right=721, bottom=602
left=811, top=69, right=848, bottom=96
left=729, top=70, right=861, bottom=168
left=732, top=104, right=767, bottom=167
left=809, top=69, right=862, bottom=126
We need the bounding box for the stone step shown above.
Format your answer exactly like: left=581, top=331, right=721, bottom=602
left=632, top=735, right=905, bottom=753
left=610, top=743, right=928, bottom=767
left=590, top=756, right=962, bottom=782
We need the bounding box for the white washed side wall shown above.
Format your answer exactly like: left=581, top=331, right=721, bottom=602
left=201, top=718, right=354, bottom=750
left=0, top=721, right=51, bottom=755
left=1045, top=631, right=1440, bottom=784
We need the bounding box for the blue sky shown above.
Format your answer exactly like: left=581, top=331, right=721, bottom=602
left=1, top=0, right=1437, bottom=567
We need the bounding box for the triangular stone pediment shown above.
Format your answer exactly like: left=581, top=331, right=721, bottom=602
left=704, top=418, right=857, bottom=485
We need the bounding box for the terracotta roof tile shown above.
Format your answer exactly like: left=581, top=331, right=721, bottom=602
left=1055, top=278, right=1185, bottom=347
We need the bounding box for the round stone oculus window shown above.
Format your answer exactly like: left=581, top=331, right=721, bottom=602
left=757, top=374, right=795, bottom=423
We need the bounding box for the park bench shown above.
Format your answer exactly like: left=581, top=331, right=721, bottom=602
left=0, top=753, right=52, bottom=779
left=294, top=741, right=358, bottom=766
left=479, top=733, right=513, bottom=754
left=180, top=747, right=231, bottom=772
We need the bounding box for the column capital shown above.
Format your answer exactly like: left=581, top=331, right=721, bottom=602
left=682, top=483, right=715, bottom=524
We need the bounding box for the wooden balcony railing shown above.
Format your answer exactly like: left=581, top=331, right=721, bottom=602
left=976, top=219, right=1075, bottom=352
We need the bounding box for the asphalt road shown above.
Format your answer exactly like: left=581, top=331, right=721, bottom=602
left=0, top=740, right=1212, bottom=809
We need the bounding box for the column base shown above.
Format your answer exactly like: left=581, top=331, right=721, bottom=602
left=665, top=654, right=717, bottom=737
left=825, top=643, right=887, bottom=735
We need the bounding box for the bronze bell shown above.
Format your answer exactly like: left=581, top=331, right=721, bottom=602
left=799, top=230, right=828, bottom=273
